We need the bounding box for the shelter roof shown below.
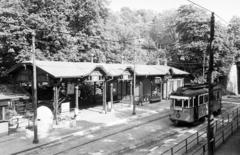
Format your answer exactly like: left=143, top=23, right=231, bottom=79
left=7, top=60, right=189, bottom=78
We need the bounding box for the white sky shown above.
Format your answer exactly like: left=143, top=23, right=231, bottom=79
left=108, top=0, right=240, bottom=23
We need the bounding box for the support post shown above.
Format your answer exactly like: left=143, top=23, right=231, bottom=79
left=132, top=49, right=136, bottom=115
left=207, top=12, right=215, bottom=155
left=53, top=86, right=58, bottom=125
left=75, top=85, right=79, bottom=116
left=2, top=107, right=5, bottom=120
left=32, top=31, right=39, bottom=144
left=110, top=83, right=113, bottom=111
left=103, top=81, right=107, bottom=114
left=130, top=81, right=133, bottom=106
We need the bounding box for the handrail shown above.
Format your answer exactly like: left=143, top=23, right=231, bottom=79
left=161, top=107, right=240, bottom=155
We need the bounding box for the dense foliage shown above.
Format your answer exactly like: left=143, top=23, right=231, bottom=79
left=0, top=1, right=239, bottom=81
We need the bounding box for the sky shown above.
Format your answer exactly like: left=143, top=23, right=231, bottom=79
left=108, top=0, right=240, bottom=23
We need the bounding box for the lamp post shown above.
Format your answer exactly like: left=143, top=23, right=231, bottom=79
left=132, top=49, right=136, bottom=115
left=32, top=31, right=39, bottom=144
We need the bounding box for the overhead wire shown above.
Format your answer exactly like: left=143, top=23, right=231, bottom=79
left=184, top=0, right=229, bottom=25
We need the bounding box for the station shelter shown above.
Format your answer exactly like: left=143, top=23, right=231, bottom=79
left=6, top=61, right=189, bottom=115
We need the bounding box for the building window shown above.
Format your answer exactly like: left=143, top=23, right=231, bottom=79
left=177, top=79, right=182, bottom=88
left=169, top=81, right=174, bottom=92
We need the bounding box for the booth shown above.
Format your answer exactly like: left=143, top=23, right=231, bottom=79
left=0, top=98, right=9, bottom=136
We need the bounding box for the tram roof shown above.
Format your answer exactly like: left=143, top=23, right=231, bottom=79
left=7, top=60, right=189, bottom=78
left=171, top=84, right=222, bottom=97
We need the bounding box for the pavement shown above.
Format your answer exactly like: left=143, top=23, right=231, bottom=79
left=215, top=95, right=240, bottom=155
left=215, top=129, right=240, bottom=155
left=0, top=100, right=170, bottom=155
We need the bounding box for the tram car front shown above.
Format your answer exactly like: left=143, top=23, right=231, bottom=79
left=169, top=84, right=222, bottom=125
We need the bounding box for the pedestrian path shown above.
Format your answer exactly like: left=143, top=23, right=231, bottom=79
left=0, top=100, right=170, bottom=154
left=215, top=129, right=240, bottom=155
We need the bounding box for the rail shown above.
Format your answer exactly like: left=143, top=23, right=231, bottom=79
left=161, top=106, right=240, bottom=155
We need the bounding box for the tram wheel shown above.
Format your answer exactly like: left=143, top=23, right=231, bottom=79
left=199, top=117, right=205, bottom=122
left=217, top=109, right=221, bottom=115
left=173, top=120, right=179, bottom=126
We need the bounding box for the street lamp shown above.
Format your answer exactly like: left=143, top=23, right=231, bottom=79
left=132, top=48, right=136, bottom=115
left=32, top=31, right=39, bottom=144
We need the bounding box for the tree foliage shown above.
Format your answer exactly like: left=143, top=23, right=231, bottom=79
left=0, top=1, right=239, bottom=82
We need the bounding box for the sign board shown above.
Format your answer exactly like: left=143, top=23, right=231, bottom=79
left=121, top=70, right=131, bottom=80
left=67, top=83, right=74, bottom=95
left=154, top=77, right=162, bottom=84
left=92, top=75, right=99, bottom=82
left=61, top=102, right=70, bottom=113
left=88, top=70, right=103, bottom=82
left=122, top=75, right=129, bottom=80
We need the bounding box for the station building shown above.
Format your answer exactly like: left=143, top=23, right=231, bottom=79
left=6, top=61, right=189, bottom=114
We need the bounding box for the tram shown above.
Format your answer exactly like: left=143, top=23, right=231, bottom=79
left=169, top=84, right=222, bottom=125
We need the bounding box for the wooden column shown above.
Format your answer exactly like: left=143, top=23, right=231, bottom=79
left=110, top=83, right=113, bottom=111
left=2, top=107, right=5, bottom=120
left=102, top=81, right=107, bottom=113
left=130, top=81, right=133, bottom=106
left=94, top=82, right=96, bottom=104
left=53, top=85, right=58, bottom=125
left=75, top=85, right=79, bottom=116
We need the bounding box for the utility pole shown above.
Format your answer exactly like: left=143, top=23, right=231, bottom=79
left=203, top=51, right=206, bottom=81
left=207, top=12, right=215, bottom=155
left=32, top=31, right=39, bottom=144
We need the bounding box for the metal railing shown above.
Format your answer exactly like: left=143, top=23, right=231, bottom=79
left=192, top=107, right=240, bottom=155
left=161, top=106, right=240, bottom=155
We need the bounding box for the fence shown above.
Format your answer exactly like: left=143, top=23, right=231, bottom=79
left=161, top=107, right=240, bottom=155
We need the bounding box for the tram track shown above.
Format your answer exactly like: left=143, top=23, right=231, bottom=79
left=14, top=99, right=240, bottom=155
left=14, top=112, right=169, bottom=155
left=111, top=101, right=240, bottom=155
left=55, top=118, right=208, bottom=155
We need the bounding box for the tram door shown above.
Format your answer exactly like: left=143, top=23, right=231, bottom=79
left=194, top=96, right=199, bottom=120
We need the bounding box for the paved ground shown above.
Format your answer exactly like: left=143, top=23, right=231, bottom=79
left=1, top=96, right=240, bottom=155
left=215, top=129, right=240, bottom=155
left=0, top=100, right=170, bottom=155
left=215, top=96, right=240, bottom=155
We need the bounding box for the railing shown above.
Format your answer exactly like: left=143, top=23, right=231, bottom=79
left=192, top=107, right=240, bottom=155
left=161, top=106, right=240, bottom=155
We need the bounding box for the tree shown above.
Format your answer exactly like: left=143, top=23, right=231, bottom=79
left=228, top=16, right=240, bottom=59
left=0, top=0, right=110, bottom=76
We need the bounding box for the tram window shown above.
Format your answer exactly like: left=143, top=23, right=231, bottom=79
left=184, top=100, right=188, bottom=108
left=194, top=97, right=198, bottom=106
left=204, top=95, right=209, bottom=103
left=199, top=96, right=204, bottom=104
left=175, top=99, right=182, bottom=107
left=190, top=98, right=194, bottom=107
